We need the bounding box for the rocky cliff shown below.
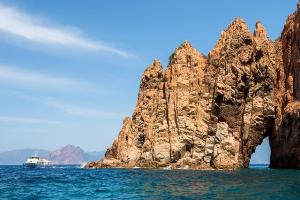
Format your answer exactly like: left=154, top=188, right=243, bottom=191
left=270, top=3, right=300, bottom=169
left=87, top=3, right=300, bottom=169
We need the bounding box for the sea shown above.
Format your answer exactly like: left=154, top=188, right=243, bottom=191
left=0, top=164, right=299, bottom=200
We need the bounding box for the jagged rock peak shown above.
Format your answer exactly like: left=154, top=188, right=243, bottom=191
left=173, top=40, right=196, bottom=53
left=254, top=21, right=268, bottom=40
left=152, top=59, right=162, bottom=67
left=140, top=60, right=163, bottom=90
left=142, top=59, right=163, bottom=77
left=181, top=40, right=192, bottom=49
left=169, top=41, right=207, bottom=65
left=209, top=17, right=253, bottom=62
left=227, top=17, right=250, bottom=34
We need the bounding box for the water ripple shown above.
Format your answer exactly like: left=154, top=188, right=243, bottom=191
left=0, top=166, right=299, bottom=199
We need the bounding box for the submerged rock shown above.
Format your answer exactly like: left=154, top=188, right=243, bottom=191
left=87, top=3, right=300, bottom=169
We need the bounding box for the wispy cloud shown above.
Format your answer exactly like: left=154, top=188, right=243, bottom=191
left=42, top=99, right=125, bottom=119
left=5, top=91, right=126, bottom=119
left=0, top=5, right=133, bottom=58
left=0, top=65, right=88, bottom=90
left=0, top=116, right=61, bottom=125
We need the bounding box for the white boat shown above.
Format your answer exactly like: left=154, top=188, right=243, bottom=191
left=23, top=155, right=52, bottom=167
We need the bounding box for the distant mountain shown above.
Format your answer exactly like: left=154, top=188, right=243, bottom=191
left=50, top=145, right=86, bottom=165
left=50, top=145, right=104, bottom=165
left=0, top=145, right=105, bottom=165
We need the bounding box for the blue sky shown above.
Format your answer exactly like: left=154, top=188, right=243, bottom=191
left=0, top=0, right=297, bottom=162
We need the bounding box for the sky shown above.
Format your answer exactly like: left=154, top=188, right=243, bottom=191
left=0, top=0, right=297, bottom=163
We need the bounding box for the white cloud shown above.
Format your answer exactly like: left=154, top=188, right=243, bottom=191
left=0, top=5, right=133, bottom=58
left=0, top=65, right=87, bottom=90
left=0, top=116, right=61, bottom=125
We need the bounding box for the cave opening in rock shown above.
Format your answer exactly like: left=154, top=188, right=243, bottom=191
left=249, top=136, right=271, bottom=165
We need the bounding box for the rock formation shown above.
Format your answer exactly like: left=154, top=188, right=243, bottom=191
left=270, top=2, right=300, bottom=169
left=86, top=3, right=300, bottom=169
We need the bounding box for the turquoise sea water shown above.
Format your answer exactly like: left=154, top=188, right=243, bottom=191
left=0, top=165, right=299, bottom=199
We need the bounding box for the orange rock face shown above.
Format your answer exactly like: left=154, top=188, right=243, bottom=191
left=270, top=3, right=300, bottom=169
left=87, top=3, right=300, bottom=169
